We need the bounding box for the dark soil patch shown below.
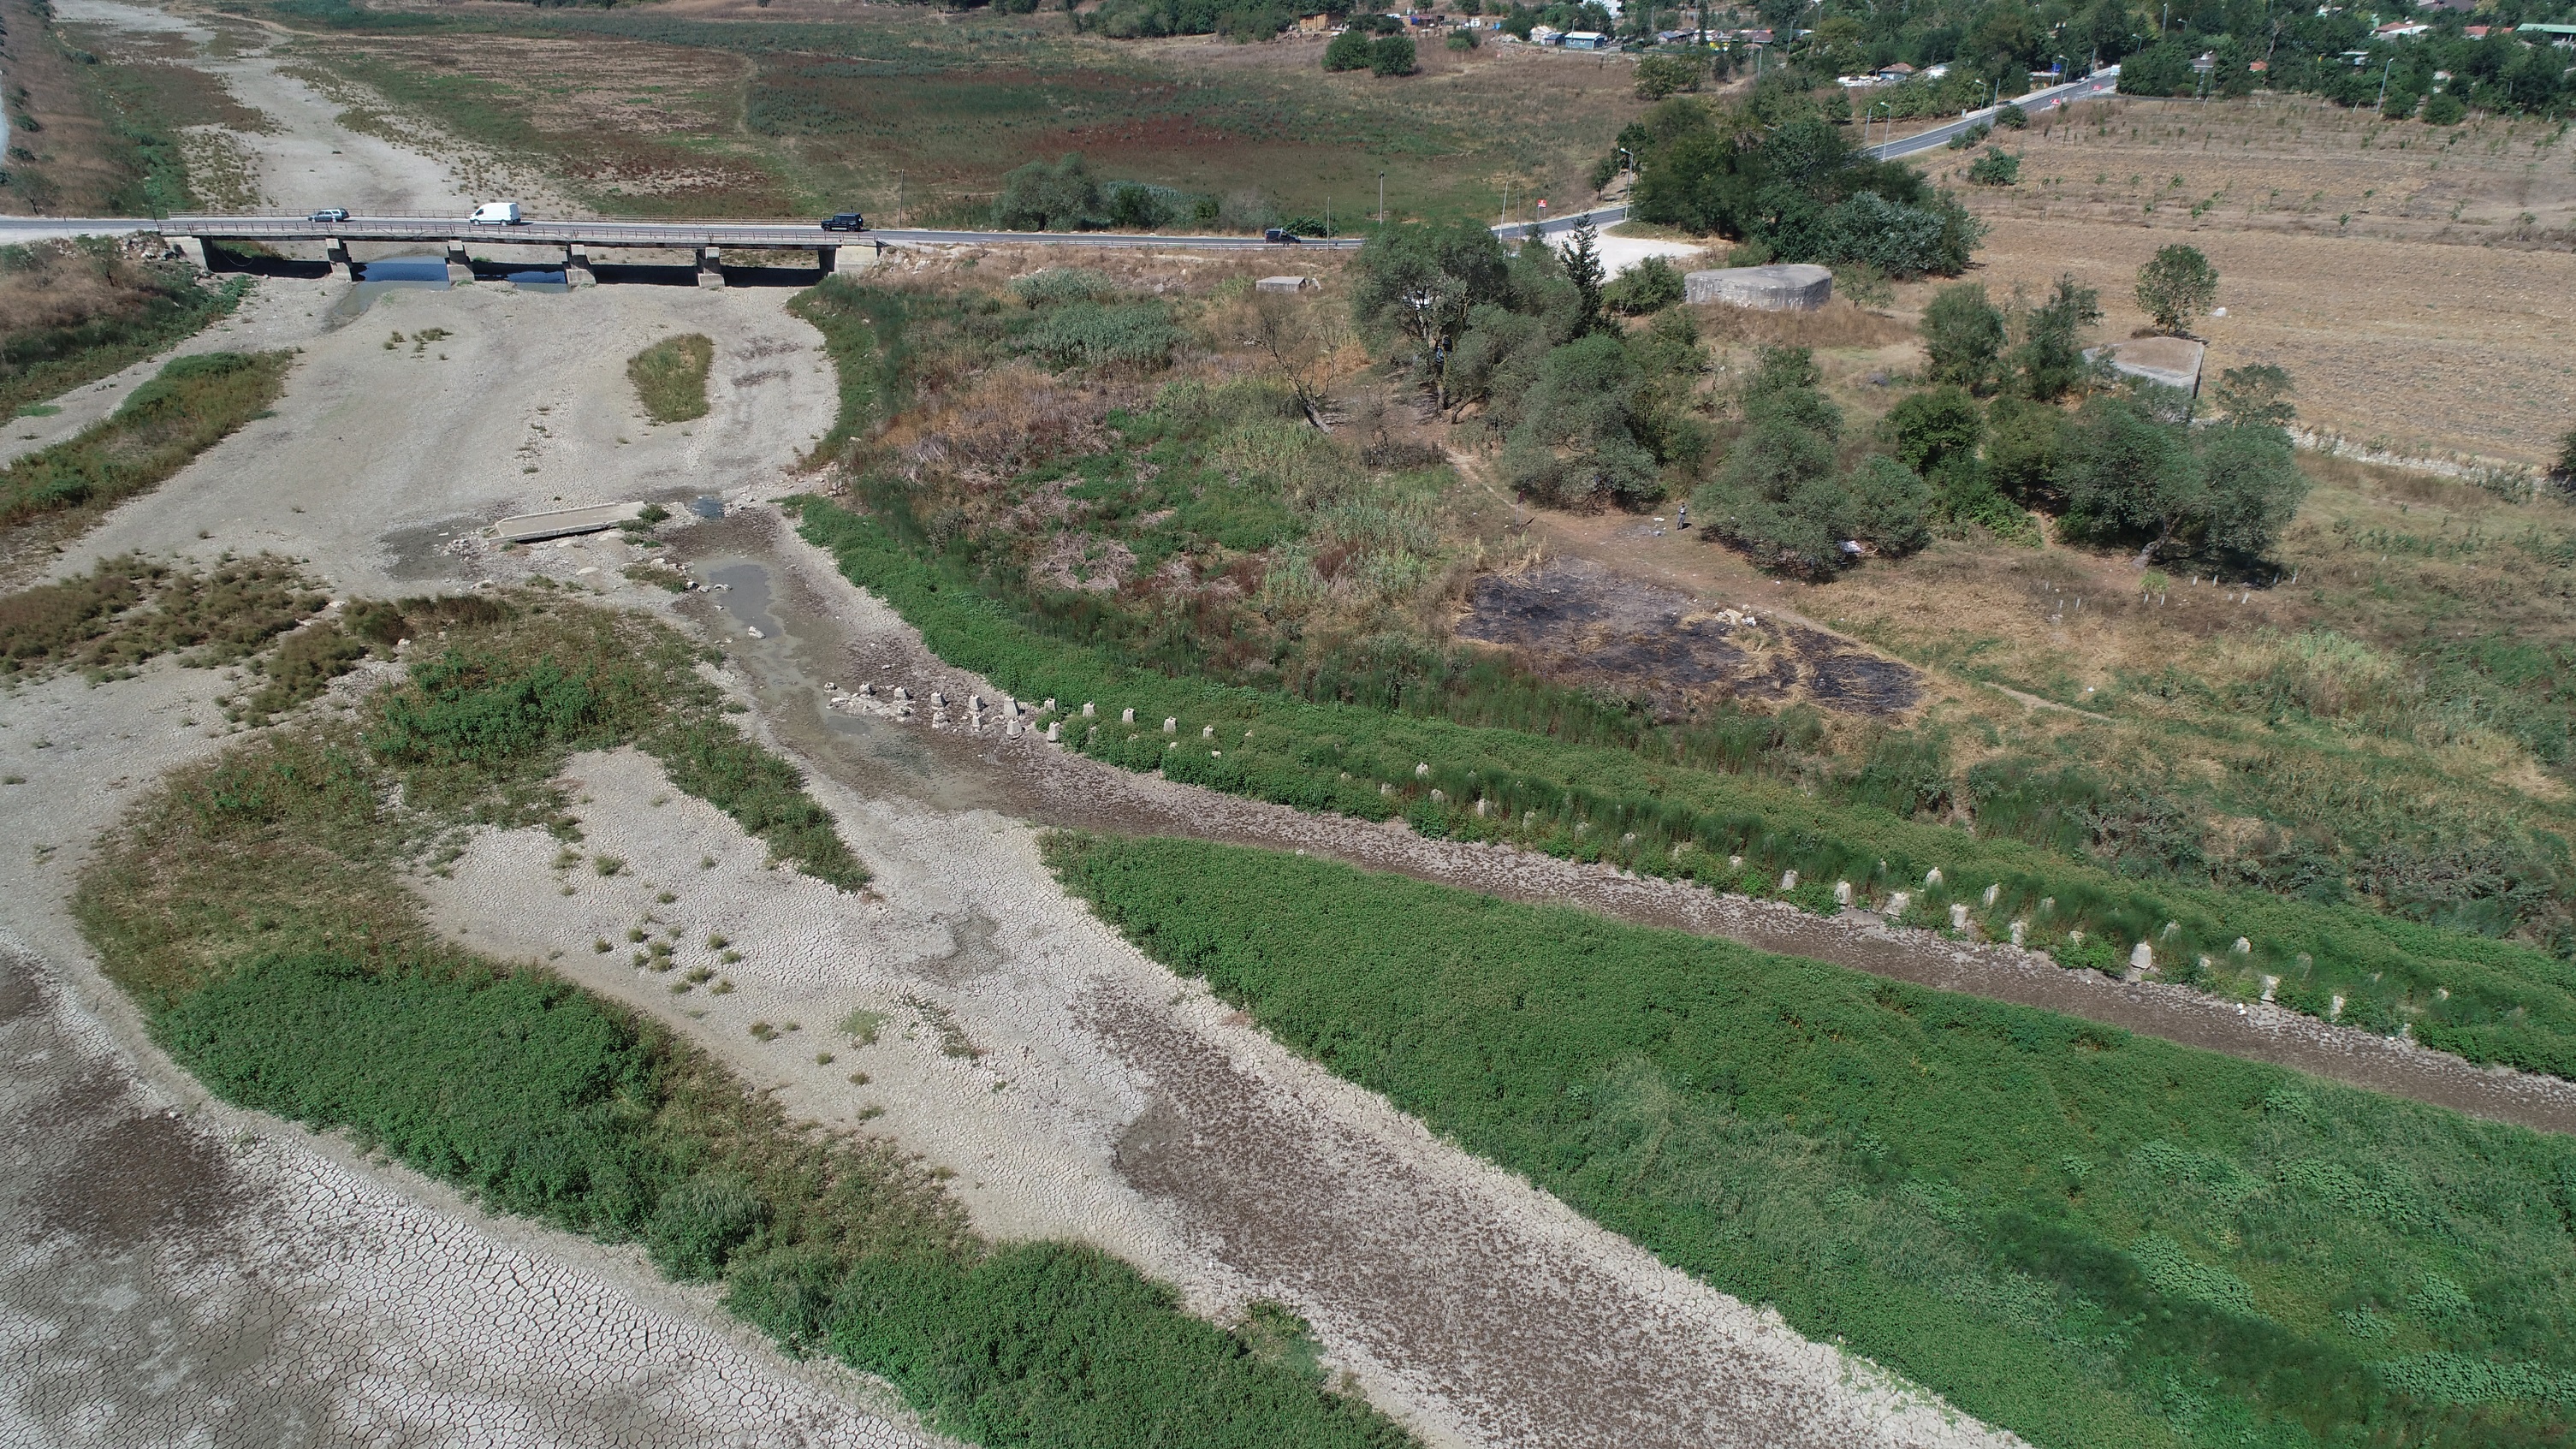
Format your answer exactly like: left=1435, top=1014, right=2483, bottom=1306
left=1456, top=557, right=1921, bottom=719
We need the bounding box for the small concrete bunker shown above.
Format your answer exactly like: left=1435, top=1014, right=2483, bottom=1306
left=1683, top=264, right=1834, bottom=311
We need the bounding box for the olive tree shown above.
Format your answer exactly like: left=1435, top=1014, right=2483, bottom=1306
left=2134, top=243, right=2218, bottom=336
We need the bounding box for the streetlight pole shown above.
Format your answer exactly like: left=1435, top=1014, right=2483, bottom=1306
left=2375, top=54, right=2392, bottom=108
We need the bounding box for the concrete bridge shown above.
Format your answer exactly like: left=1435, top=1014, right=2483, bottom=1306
left=127, top=213, right=1380, bottom=285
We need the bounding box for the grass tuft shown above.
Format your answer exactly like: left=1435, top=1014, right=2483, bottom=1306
left=627, top=333, right=714, bottom=425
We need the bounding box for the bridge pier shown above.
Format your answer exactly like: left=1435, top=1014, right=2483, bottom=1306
left=565, top=243, right=595, bottom=288
left=169, top=235, right=210, bottom=273
left=324, top=237, right=353, bottom=282
left=445, top=240, right=473, bottom=285
left=825, top=241, right=884, bottom=274
left=695, top=246, right=725, bottom=289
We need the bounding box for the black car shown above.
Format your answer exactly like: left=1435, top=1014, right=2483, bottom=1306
left=821, top=212, right=869, bottom=233
left=1263, top=228, right=1301, bottom=244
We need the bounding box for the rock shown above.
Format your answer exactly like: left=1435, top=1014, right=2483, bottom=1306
left=1833, top=880, right=1852, bottom=906
left=1161, top=716, right=1177, bottom=733
left=2231, top=936, right=2251, bottom=954
left=1120, top=707, right=1135, bottom=725
left=1046, top=722, right=1060, bottom=742
left=2330, top=994, right=2346, bottom=1020
left=2261, top=975, right=2279, bottom=1002
left=1925, top=868, right=1943, bottom=888
left=2130, top=941, right=2154, bottom=972
left=1683, top=263, right=1833, bottom=311
left=893, top=686, right=910, bottom=701
left=1415, top=762, right=1430, bottom=778
left=1780, top=870, right=1799, bottom=891
left=1983, top=883, right=2000, bottom=906
left=1950, top=904, right=1971, bottom=930
left=1083, top=701, right=1095, bottom=717
left=930, top=691, right=947, bottom=707
left=1887, top=891, right=1910, bottom=917
left=2009, top=920, right=2027, bottom=947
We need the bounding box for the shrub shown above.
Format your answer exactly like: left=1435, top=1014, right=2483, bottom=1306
left=1009, top=267, right=1115, bottom=305
left=2134, top=243, right=2218, bottom=336
left=1602, top=255, right=1685, bottom=315
left=626, top=333, right=714, bottom=424
left=1965, top=147, right=2021, bottom=187
left=1019, top=300, right=1179, bottom=369
left=1323, top=28, right=1374, bottom=68
left=2010, top=275, right=2102, bottom=401
left=1920, top=282, right=2006, bottom=392
left=1994, top=100, right=2028, bottom=129
left=1810, top=190, right=1983, bottom=280
left=1369, top=34, right=1418, bottom=75
left=1445, top=27, right=1478, bottom=49
left=2421, top=92, right=2466, bottom=125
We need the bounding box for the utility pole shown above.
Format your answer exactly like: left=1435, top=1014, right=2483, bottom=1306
left=897, top=172, right=905, bottom=228
left=2375, top=54, right=2392, bottom=108
left=1379, top=172, right=1386, bottom=224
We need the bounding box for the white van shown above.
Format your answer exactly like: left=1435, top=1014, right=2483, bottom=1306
left=469, top=201, right=524, bottom=226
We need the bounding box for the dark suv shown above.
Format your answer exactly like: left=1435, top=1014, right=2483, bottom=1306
left=1263, top=228, right=1301, bottom=244
left=821, top=212, right=869, bottom=232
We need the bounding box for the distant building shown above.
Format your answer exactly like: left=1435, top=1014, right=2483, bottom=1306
left=1876, top=61, right=1916, bottom=79
left=1563, top=29, right=1607, bottom=48
left=1297, top=12, right=1332, bottom=32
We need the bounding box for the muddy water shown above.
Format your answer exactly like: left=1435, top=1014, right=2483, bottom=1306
left=685, top=517, right=2576, bottom=1139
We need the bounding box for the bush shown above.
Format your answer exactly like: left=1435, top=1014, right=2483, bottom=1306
left=1993, top=100, right=2028, bottom=128
left=1324, top=28, right=1375, bottom=68
left=1009, top=267, right=1115, bottom=305
left=1445, top=26, right=1478, bottom=48
left=1810, top=191, right=1983, bottom=280
left=1019, top=300, right=1180, bottom=369
left=1601, top=255, right=1685, bottom=314
left=2421, top=92, right=2467, bottom=125
left=1965, top=147, right=2020, bottom=187
left=1369, top=34, right=1418, bottom=75
left=1920, top=283, right=2005, bottom=392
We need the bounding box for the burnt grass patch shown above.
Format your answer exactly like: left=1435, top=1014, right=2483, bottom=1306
left=1457, top=558, right=1921, bottom=721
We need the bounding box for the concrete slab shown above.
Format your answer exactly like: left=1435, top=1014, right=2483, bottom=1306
left=2089, top=336, right=2206, bottom=393
left=489, top=501, right=646, bottom=543
left=1684, top=263, right=1833, bottom=311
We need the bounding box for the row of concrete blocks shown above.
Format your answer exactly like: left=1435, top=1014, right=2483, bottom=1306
left=166, top=235, right=887, bottom=288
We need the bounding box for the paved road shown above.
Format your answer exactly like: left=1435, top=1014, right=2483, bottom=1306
left=1860, top=67, right=2121, bottom=159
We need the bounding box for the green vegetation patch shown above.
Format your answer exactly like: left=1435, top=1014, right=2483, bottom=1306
left=0, top=552, right=328, bottom=685
left=74, top=603, right=1408, bottom=1449
left=0, top=350, right=291, bottom=533
left=627, top=332, right=714, bottom=425
left=1051, top=832, right=2576, bottom=1449
left=0, top=241, right=252, bottom=418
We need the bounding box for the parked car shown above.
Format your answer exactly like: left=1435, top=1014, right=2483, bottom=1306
left=1263, top=228, right=1301, bottom=244
left=821, top=212, right=869, bottom=232
left=469, top=201, right=524, bottom=226
left=308, top=207, right=350, bottom=224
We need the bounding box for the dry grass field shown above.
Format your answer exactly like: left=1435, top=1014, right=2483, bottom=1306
left=1901, top=96, right=2576, bottom=466
left=282, top=1, right=1648, bottom=225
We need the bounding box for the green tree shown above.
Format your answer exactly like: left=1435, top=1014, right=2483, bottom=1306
left=1884, top=385, right=1985, bottom=478
left=992, top=154, right=1101, bottom=230
left=2556, top=427, right=2576, bottom=484
left=2135, top=243, right=2218, bottom=336
left=1921, top=282, right=2007, bottom=392
left=1558, top=218, right=1608, bottom=335
left=1844, top=454, right=1934, bottom=556
left=2012, top=274, right=2103, bottom=401
left=1499, top=332, right=1662, bottom=509
left=2057, top=395, right=2199, bottom=561
left=1986, top=394, right=2068, bottom=505
left=1634, top=52, right=1701, bottom=98
left=1324, top=28, right=1375, bottom=68
left=1351, top=220, right=1512, bottom=407
left=1695, top=346, right=1851, bottom=574
left=2193, top=419, right=2311, bottom=559
left=1370, top=34, right=1419, bottom=74
left=2212, top=364, right=2297, bottom=429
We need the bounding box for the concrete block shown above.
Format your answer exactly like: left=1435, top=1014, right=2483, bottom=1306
left=2087, top=336, right=2206, bottom=393
left=1256, top=275, right=1318, bottom=293
left=446, top=240, right=473, bottom=285
left=489, top=501, right=647, bottom=543
left=697, top=246, right=726, bottom=289
left=1683, top=263, right=1832, bottom=311
left=170, top=235, right=210, bottom=272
